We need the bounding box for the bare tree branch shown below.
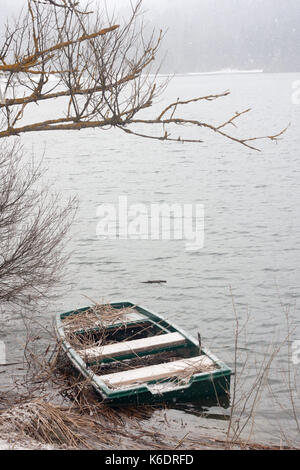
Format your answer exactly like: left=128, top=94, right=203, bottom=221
left=0, top=141, right=77, bottom=306
left=0, top=0, right=286, bottom=151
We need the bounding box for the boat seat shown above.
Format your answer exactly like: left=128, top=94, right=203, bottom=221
left=65, top=311, right=148, bottom=334
left=99, top=355, right=216, bottom=388
left=78, top=332, right=186, bottom=362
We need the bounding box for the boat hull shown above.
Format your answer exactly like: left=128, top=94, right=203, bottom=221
left=55, top=301, right=232, bottom=406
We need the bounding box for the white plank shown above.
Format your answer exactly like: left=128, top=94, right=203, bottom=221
left=78, top=332, right=185, bottom=361
left=100, top=355, right=216, bottom=388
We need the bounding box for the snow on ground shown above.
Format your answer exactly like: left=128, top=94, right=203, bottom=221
left=0, top=432, right=55, bottom=450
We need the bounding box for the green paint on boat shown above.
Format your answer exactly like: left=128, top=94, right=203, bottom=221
left=55, top=301, right=232, bottom=406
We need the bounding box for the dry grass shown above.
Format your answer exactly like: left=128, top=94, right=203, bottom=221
left=0, top=396, right=293, bottom=450
left=0, top=400, right=93, bottom=448
left=62, top=304, right=141, bottom=351
left=3, top=298, right=299, bottom=450
left=62, top=304, right=217, bottom=389
left=62, top=304, right=137, bottom=333
left=1, top=339, right=297, bottom=450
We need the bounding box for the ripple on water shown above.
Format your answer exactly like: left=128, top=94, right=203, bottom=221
left=11, top=72, right=300, bottom=444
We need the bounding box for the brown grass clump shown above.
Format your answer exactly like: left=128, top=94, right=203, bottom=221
left=2, top=344, right=296, bottom=451
left=0, top=400, right=98, bottom=448
left=0, top=397, right=289, bottom=450
left=62, top=304, right=137, bottom=333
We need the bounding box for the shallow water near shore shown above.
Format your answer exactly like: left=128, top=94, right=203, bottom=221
left=1, top=72, right=300, bottom=446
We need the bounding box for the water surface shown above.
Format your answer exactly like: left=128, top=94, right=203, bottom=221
left=2, top=72, right=300, bottom=445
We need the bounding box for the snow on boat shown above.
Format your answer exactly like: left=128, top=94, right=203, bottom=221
left=55, top=302, right=232, bottom=405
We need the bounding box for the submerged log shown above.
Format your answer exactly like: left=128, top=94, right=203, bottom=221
left=141, top=280, right=167, bottom=284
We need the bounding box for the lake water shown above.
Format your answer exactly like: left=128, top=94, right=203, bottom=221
left=2, top=72, right=300, bottom=445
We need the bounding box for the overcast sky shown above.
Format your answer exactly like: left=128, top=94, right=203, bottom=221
left=1, top=0, right=299, bottom=72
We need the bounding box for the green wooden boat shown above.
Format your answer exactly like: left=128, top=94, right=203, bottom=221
left=55, top=301, right=232, bottom=405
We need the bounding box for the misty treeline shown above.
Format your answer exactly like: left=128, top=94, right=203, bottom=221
left=1, top=0, right=299, bottom=73
left=143, top=0, right=300, bottom=73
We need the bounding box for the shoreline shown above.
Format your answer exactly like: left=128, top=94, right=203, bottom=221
left=0, top=388, right=297, bottom=451
left=0, top=330, right=299, bottom=451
